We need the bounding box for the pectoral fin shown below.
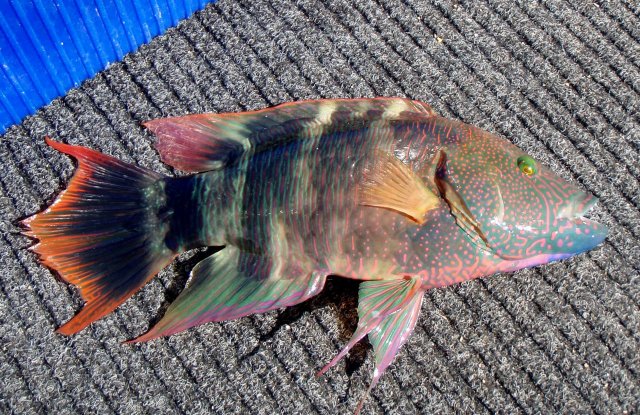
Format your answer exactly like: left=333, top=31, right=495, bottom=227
left=359, top=152, right=440, bottom=224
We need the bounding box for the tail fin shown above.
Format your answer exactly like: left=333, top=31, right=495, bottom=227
left=22, top=138, right=177, bottom=335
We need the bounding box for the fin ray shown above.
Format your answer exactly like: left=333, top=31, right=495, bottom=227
left=354, top=291, right=424, bottom=414
left=367, top=291, right=424, bottom=384
left=318, top=276, right=423, bottom=414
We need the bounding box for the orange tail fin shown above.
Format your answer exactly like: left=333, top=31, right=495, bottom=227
left=22, top=138, right=177, bottom=334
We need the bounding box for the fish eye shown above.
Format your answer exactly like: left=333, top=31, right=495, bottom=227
left=517, top=155, right=537, bottom=176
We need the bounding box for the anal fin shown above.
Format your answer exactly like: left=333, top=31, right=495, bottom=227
left=131, top=246, right=326, bottom=342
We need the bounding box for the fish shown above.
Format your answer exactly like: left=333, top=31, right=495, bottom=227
left=22, top=97, right=607, bottom=413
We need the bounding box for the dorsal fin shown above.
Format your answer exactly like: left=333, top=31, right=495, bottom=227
left=144, top=97, right=436, bottom=172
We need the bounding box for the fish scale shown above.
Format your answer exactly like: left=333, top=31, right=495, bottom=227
left=22, top=97, right=607, bottom=414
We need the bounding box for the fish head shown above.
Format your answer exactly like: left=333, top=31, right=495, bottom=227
left=433, top=120, right=607, bottom=264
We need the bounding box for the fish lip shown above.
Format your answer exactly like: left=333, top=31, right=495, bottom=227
left=569, top=195, right=606, bottom=234
left=567, top=215, right=609, bottom=252
left=577, top=193, right=598, bottom=217
left=557, top=192, right=598, bottom=220
left=561, top=194, right=608, bottom=251
left=491, top=192, right=606, bottom=260
left=557, top=192, right=607, bottom=237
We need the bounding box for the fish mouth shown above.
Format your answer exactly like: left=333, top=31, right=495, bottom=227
left=557, top=193, right=608, bottom=252
left=560, top=193, right=605, bottom=232
left=557, top=192, right=598, bottom=221
left=437, top=175, right=607, bottom=258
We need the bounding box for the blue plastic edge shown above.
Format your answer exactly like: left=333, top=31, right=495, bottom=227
left=0, top=0, right=216, bottom=134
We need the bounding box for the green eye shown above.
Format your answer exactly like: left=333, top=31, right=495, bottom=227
left=517, top=155, right=537, bottom=176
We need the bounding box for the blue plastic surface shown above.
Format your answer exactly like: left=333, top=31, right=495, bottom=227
left=0, top=0, right=214, bottom=134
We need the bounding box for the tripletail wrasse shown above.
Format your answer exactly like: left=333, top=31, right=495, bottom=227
left=23, top=98, right=607, bottom=413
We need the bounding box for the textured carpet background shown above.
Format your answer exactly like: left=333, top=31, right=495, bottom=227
left=1, top=0, right=639, bottom=414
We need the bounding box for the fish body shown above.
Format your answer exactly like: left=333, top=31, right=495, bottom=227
left=154, top=99, right=603, bottom=288
left=23, top=98, right=607, bottom=412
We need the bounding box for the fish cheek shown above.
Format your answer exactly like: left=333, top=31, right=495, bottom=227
left=488, top=179, right=549, bottom=260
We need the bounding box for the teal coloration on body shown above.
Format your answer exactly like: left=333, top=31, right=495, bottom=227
left=23, top=98, right=607, bottom=413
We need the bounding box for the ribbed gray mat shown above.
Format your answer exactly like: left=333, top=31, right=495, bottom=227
left=1, top=1, right=639, bottom=414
